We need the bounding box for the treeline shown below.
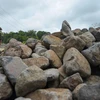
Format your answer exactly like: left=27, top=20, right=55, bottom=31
left=1, top=30, right=50, bottom=43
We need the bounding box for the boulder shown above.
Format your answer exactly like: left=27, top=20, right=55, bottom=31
left=0, top=74, right=12, bottom=100
left=0, top=56, right=28, bottom=85
left=34, top=42, right=47, bottom=56
left=52, top=32, right=65, bottom=39
left=61, top=35, right=85, bottom=51
left=26, top=38, right=39, bottom=49
left=73, top=84, right=100, bottom=100
left=20, top=44, right=32, bottom=58
left=43, top=50, right=62, bottom=68
left=31, top=53, right=40, bottom=58
left=50, top=45, right=66, bottom=59
left=81, top=28, right=88, bottom=33
left=44, top=68, right=60, bottom=88
left=15, top=66, right=47, bottom=96
left=63, top=48, right=91, bottom=78
left=59, top=73, right=83, bottom=91
left=26, top=88, right=72, bottom=100
left=23, top=56, right=49, bottom=69
left=15, top=97, right=31, bottom=100
left=4, top=38, right=32, bottom=58
left=82, top=42, right=100, bottom=67
left=73, top=28, right=82, bottom=36
left=61, top=20, right=74, bottom=36
left=85, top=75, right=100, bottom=85
left=79, top=32, right=96, bottom=47
left=42, top=35, right=62, bottom=48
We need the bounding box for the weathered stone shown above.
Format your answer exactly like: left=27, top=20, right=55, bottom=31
left=79, top=32, right=95, bottom=47
left=23, top=57, right=49, bottom=69
left=58, top=66, right=67, bottom=82
left=20, top=44, right=32, bottom=58
left=82, top=42, right=100, bottom=67
left=63, top=48, right=91, bottom=78
left=73, top=28, right=82, bottom=36
left=44, top=68, right=60, bottom=87
left=15, top=97, right=31, bottom=100
left=26, top=38, right=39, bottom=49
left=59, top=73, right=83, bottom=91
left=34, top=43, right=47, bottom=56
left=50, top=45, right=66, bottom=59
left=4, top=38, right=32, bottom=58
left=73, top=84, right=100, bottom=100
left=42, top=35, right=62, bottom=48
left=43, top=50, right=62, bottom=68
left=44, top=68, right=59, bottom=81
left=85, top=75, right=100, bottom=85
left=81, top=28, right=88, bottom=33
left=61, top=35, right=85, bottom=51
left=0, top=56, right=28, bottom=85
left=15, top=66, right=47, bottom=96
left=0, top=74, right=12, bottom=100
left=61, top=20, right=74, bottom=36
left=31, top=53, right=40, bottom=58
left=52, top=32, right=65, bottom=39
left=26, top=88, right=72, bottom=100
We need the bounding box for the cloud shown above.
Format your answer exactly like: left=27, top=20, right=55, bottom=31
left=0, top=0, right=100, bottom=32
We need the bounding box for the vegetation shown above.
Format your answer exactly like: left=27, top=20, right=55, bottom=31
left=1, top=30, right=50, bottom=43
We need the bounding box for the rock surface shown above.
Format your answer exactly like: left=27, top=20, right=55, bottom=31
left=26, top=88, right=72, bottom=100
left=0, top=74, right=12, bottom=100
left=15, top=66, right=47, bottom=96
left=15, top=97, right=31, bottom=100
left=61, top=35, right=85, bottom=51
left=43, top=50, right=62, bottom=68
left=59, top=73, right=83, bottom=91
left=23, top=56, right=49, bottom=69
left=73, top=84, right=100, bottom=100
left=0, top=56, right=28, bottom=85
left=63, top=48, right=91, bottom=78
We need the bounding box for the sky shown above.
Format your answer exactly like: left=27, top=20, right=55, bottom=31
left=0, top=0, right=100, bottom=33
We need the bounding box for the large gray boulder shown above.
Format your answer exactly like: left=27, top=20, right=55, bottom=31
left=42, top=35, right=62, bottom=48
left=0, top=56, right=28, bottom=85
left=63, top=48, right=91, bottom=78
left=73, top=84, right=100, bottom=100
left=61, top=20, right=74, bottom=36
left=15, top=66, right=47, bottom=96
left=26, top=88, right=72, bottom=100
left=23, top=56, right=49, bottom=69
left=50, top=45, right=66, bottom=59
left=26, top=38, right=39, bottom=49
left=82, top=42, right=100, bottom=67
left=15, top=97, right=31, bottom=100
left=0, top=74, right=12, bottom=100
left=79, top=32, right=96, bottom=47
left=61, top=35, right=85, bottom=51
left=34, top=42, right=47, bottom=56
left=4, top=38, right=32, bottom=58
left=59, top=73, right=83, bottom=91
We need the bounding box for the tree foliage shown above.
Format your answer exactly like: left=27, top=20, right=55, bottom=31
left=1, top=30, right=49, bottom=43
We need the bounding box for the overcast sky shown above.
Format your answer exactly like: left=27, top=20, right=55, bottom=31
left=0, top=0, right=100, bottom=32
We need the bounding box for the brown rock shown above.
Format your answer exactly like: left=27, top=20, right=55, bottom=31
left=26, top=88, right=72, bottom=100
left=23, top=56, right=49, bottom=69
left=15, top=66, right=47, bottom=96
left=0, top=74, right=12, bottom=100
left=61, top=35, right=85, bottom=51
left=63, top=47, right=91, bottom=78
left=59, top=73, right=83, bottom=91
left=52, top=32, right=65, bottom=39
left=0, top=56, right=28, bottom=85
left=42, top=35, right=62, bottom=48
left=50, top=45, right=66, bottom=59
left=43, top=50, right=62, bottom=68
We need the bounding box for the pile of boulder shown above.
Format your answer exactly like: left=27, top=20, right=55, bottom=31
left=0, top=20, right=100, bottom=100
